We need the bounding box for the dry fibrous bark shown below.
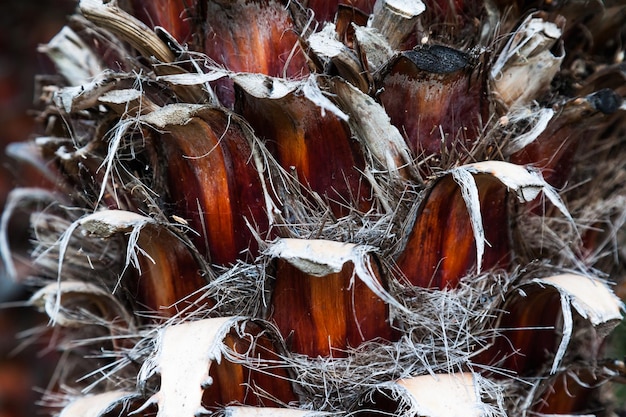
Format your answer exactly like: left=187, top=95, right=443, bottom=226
left=1, top=0, right=626, bottom=416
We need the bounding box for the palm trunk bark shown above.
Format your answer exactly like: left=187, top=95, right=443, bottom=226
left=2, top=0, right=626, bottom=416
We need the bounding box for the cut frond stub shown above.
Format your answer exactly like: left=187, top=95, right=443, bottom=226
left=396, top=161, right=571, bottom=288
left=352, top=373, right=491, bottom=416
left=478, top=273, right=623, bottom=376
left=59, top=391, right=138, bottom=417
left=136, top=317, right=297, bottom=417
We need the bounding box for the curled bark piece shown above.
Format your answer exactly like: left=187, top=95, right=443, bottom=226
left=78, top=210, right=153, bottom=237
left=233, top=73, right=348, bottom=121
left=0, top=188, right=60, bottom=281
left=267, top=238, right=398, bottom=357
left=368, top=0, right=425, bottom=50
left=396, top=161, right=570, bottom=289
left=159, top=71, right=349, bottom=122
left=459, top=162, right=571, bottom=209
left=501, top=107, right=555, bottom=155
left=352, top=25, right=394, bottom=74
left=543, top=275, right=623, bottom=331
left=30, top=281, right=133, bottom=328
left=98, top=88, right=159, bottom=116
left=138, top=317, right=234, bottom=416
left=52, top=71, right=129, bottom=113
left=307, top=23, right=346, bottom=60
left=136, top=317, right=297, bottom=416
left=479, top=273, right=623, bottom=376
left=326, top=77, right=416, bottom=181
left=59, top=391, right=138, bottom=417
left=38, top=26, right=103, bottom=86
left=79, top=0, right=175, bottom=62
left=352, top=373, right=487, bottom=416
left=155, top=69, right=230, bottom=86
left=72, top=210, right=209, bottom=317
left=307, top=23, right=370, bottom=92
left=490, top=13, right=564, bottom=110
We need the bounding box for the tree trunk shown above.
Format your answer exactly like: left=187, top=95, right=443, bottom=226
left=2, top=0, right=626, bottom=416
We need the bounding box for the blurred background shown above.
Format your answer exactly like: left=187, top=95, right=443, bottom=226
left=0, top=1, right=76, bottom=416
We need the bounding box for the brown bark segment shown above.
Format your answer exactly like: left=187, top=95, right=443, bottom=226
left=203, top=321, right=298, bottom=409
left=237, top=85, right=372, bottom=215
left=270, top=257, right=395, bottom=357
left=396, top=173, right=510, bottom=289
left=378, top=47, right=485, bottom=173
left=202, top=0, right=308, bottom=78
left=156, top=109, right=267, bottom=265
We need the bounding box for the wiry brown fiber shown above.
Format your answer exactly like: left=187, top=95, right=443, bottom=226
left=1, top=0, right=626, bottom=416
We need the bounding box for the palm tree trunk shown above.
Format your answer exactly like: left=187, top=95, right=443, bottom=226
left=2, top=0, right=626, bottom=415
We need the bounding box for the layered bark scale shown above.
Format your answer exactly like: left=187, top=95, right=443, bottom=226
left=1, top=0, right=626, bottom=416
